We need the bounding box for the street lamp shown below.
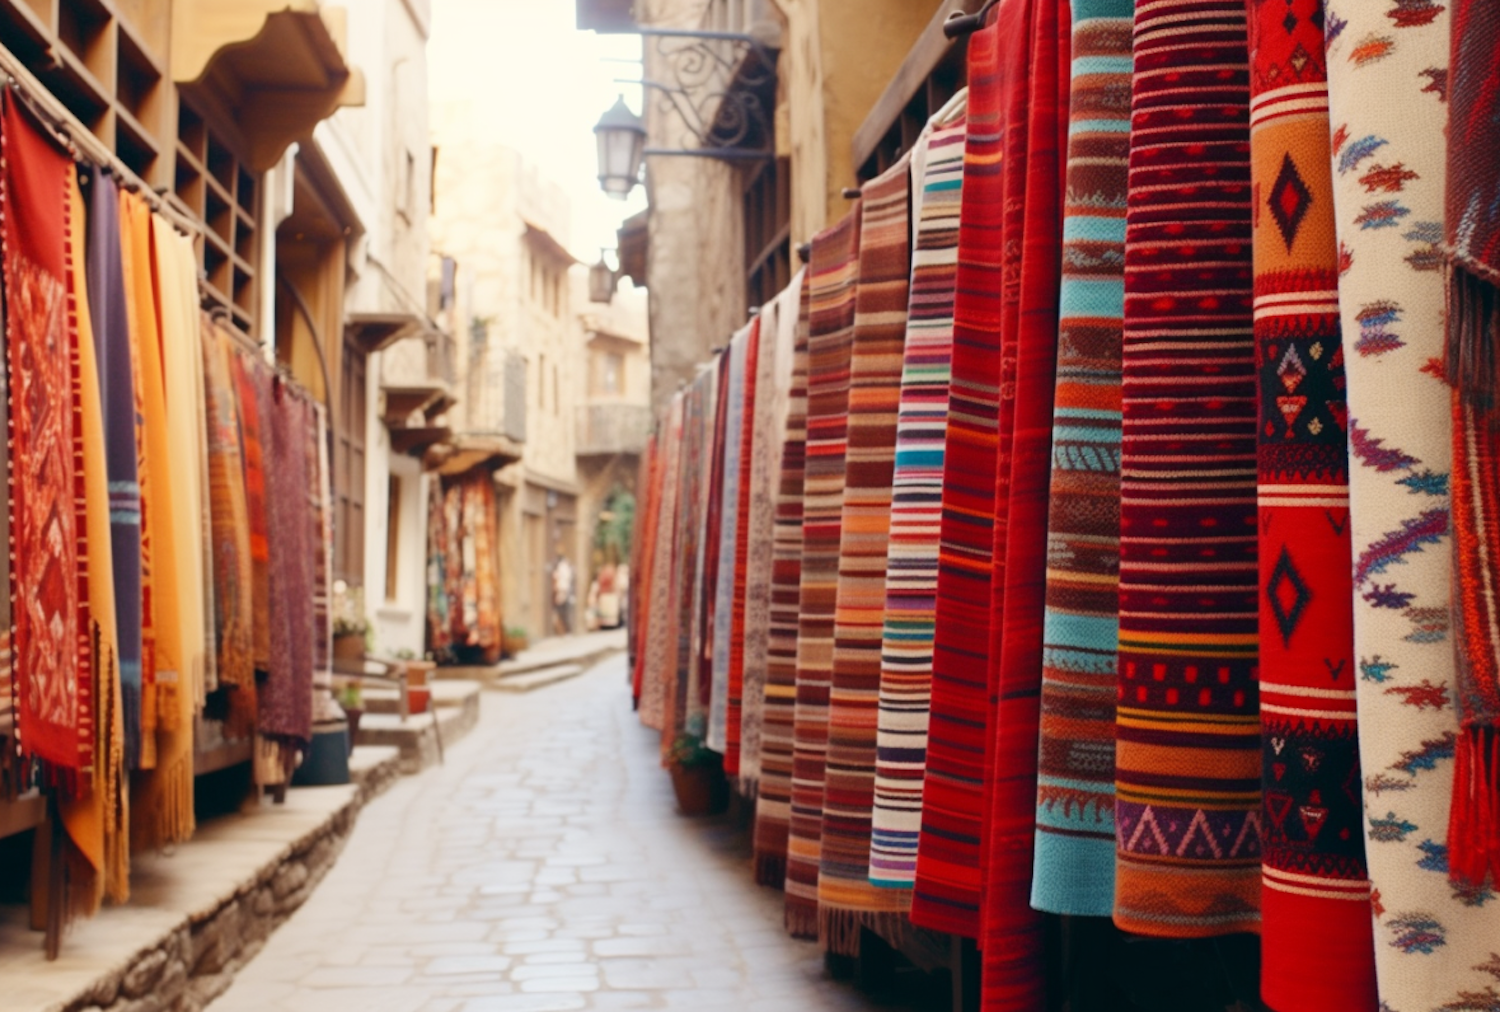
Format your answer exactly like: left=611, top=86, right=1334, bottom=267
left=589, top=249, right=619, bottom=304
left=594, top=96, right=646, bottom=200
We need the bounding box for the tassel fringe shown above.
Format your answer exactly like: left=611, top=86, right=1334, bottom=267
left=1445, top=264, right=1500, bottom=417
left=1449, top=725, right=1500, bottom=889
left=130, top=752, right=195, bottom=852
left=819, top=906, right=864, bottom=958
left=753, top=850, right=787, bottom=889
left=785, top=898, right=818, bottom=940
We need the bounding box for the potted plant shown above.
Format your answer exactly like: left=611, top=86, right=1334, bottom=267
left=396, top=648, right=434, bottom=715
left=666, top=727, right=729, bottom=816
left=335, top=679, right=364, bottom=755
left=332, top=581, right=370, bottom=662
left=502, top=625, right=529, bottom=659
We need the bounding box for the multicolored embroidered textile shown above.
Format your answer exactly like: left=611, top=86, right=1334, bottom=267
left=753, top=275, right=811, bottom=885
left=642, top=397, right=684, bottom=733
left=83, top=166, right=144, bottom=772
left=708, top=322, right=753, bottom=759
left=1113, top=0, right=1262, bottom=938
left=820, top=159, right=912, bottom=952
left=1031, top=0, right=1130, bottom=918
left=2, top=93, right=92, bottom=778
left=724, top=319, right=761, bottom=775
left=871, top=112, right=967, bottom=890
left=909, top=12, right=1007, bottom=939
left=1446, top=0, right=1500, bottom=896
left=786, top=206, right=861, bottom=938
left=1245, top=2, right=1376, bottom=1006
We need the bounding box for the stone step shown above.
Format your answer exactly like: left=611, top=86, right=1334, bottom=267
left=490, top=663, right=585, bottom=693
left=360, top=680, right=479, bottom=715
left=348, top=745, right=401, bottom=793
left=352, top=688, right=481, bottom=773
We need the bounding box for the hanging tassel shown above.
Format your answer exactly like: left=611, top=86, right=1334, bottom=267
left=1449, top=725, right=1500, bottom=888
left=819, top=906, right=864, bottom=958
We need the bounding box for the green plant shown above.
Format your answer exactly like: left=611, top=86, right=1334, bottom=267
left=504, top=626, right=529, bottom=640
left=335, top=680, right=363, bottom=710
left=667, top=731, right=723, bottom=771
left=332, top=581, right=370, bottom=644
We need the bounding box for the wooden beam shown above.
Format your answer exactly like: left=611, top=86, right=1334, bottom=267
left=850, top=0, right=984, bottom=175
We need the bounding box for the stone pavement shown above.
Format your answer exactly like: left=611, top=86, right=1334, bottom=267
left=210, top=653, right=934, bottom=1012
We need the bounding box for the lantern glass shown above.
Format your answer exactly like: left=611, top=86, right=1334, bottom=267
left=589, top=259, right=616, bottom=303
left=594, top=96, right=646, bottom=200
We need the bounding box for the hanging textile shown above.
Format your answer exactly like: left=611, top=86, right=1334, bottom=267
left=631, top=435, right=660, bottom=711
left=1031, top=0, right=1131, bottom=918
left=708, top=321, right=753, bottom=758
left=786, top=205, right=862, bottom=939
left=123, top=196, right=194, bottom=849
left=229, top=349, right=271, bottom=677
left=1113, top=0, right=1262, bottom=938
left=426, top=477, right=454, bottom=660
left=1, top=94, right=93, bottom=779
left=664, top=373, right=711, bottom=753
left=447, top=470, right=501, bottom=655
left=59, top=169, right=128, bottom=912
left=83, top=166, right=144, bottom=773
left=820, top=157, right=913, bottom=953
left=739, top=271, right=804, bottom=786
left=202, top=319, right=256, bottom=736
left=694, top=357, right=731, bottom=726
left=1244, top=1, right=1376, bottom=1006
left=911, top=6, right=1009, bottom=939
left=1446, top=0, right=1500, bottom=897
left=642, top=397, right=684, bottom=732
left=722, top=319, right=760, bottom=774
left=752, top=275, right=811, bottom=885
left=1326, top=1, right=1491, bottom=1006
left=870, top=109, right=966, bottom=891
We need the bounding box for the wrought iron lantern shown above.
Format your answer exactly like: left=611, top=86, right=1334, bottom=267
left=589, top=250, right=619, bottom=304
left=594, top=96, right=647, bottom=200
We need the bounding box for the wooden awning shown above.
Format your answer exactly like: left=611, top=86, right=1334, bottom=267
left=173, top=2, right=366, bottom=171
left=347, top=311, right=424, bottom=354
left=430, top=434, right=524, bottom=477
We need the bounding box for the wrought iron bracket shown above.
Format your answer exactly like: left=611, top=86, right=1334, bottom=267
left=624, top=26, right=777, bottom=161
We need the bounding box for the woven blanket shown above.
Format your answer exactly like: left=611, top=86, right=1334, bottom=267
left=455, top=471, right=501, bottom=653
left=202, top=321, right=256, bottom=737
left=642, top=397, right=684, bottom=733
left=229, top=350, right=270, bottom=675
left=631, top=434, right=660, bottom=710
left=981, top=0, right=1066, bottom=1005
left=740, top=270, right=804, bottom=786
left=819, top=159, right=912, bottom=953
left=909, top=11, right=1007, bottom=939
left=1446, top=0, right=1500, bottom=895
left=129, top=204, right=195, bottom=848
left=695, top=355, right=730, bottom=722
left=1246, top=2, right=1376, bottom=1007
left=665, top=373, right=711, bottom=753
left=1031, top=0, right=1131, bottom=919
left=426, top=475, right=454, bottom=660
left=753, top=274, right=812, bottom=885
left=2, top=94, right=92, bottom=778
left=1325, top=3, right=1500, bottom=1006
left=83, top=167, right=144, bottom=773
left=870, top=112, right=966, bottom=891
left=708, top=322, right=752, bottom=757
left=786, top=206, right=862, bottom=939
left=1113, top=0, right=1262, bottom=938
left=723, top=320, right=761, bottom=775
left=263, top=376, right=315, bottom=748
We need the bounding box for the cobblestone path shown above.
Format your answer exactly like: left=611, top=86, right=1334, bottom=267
left=212, top=653, right=926, bottom=1012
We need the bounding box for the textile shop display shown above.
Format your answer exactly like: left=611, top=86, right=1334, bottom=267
left=628, top=6, right=1500, bottom=1010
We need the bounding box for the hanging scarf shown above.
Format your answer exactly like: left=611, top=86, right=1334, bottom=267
left=1113, top=0, right=1261, bottom=939
left=426, top=476, right=454, bottom=659
left=83, top=167, right=144, bottom=773
left=1446, top=0, right=1500, bottom=894
left=263, top=375, right=316, bottom=754
left=752, top=275, right=811, bottom=885
left=125, top=198, right=194, bottom=850
left=229, top=349, right=271, bottom=675
left=1031, top=0, right=1131, bottom=920
left=870, top=110, right=966, bottom=891
left=642, top=397, right=684, bottom=732
left=909, top=10, right=1007, bottom=939
left=202, top=320, right=256, bottom=736
left=1326, top=1, right=1495, bottom=1006
left=786, top=205, right=861, bottom=939
left=819, top=157, right=912, bottom=955
left=739, top=271, right=804, bottom=786
left=694, top=356, right=730, bottom=722
left=664, top=373, right=711, bottom=754
left=1245, top=1, right=1376, bottom=1006
left=631, top=435, right=660, bottom=710
left=707, top=322, right=752, bottom=758
left=722, top=319, right=760, bottom=775
left=1, top=93, right=93, bottom=780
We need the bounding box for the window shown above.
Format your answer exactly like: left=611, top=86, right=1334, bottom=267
left=593, top=350, right=624, bottom=397
left=385, top=475, right=402, bottom=602
left=335, top=338, right=368, bottom=586
left=743, top=156, right=792, bottom=313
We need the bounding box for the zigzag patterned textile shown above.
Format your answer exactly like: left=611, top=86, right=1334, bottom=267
left=753, top=274, right=812, bottom=886
left=2, top=93, right=93, bottom=779
left=1326, top=2, right=1500, bottom=1006
left=1246, top=1, right=1376, bottom=1006
left=1446, top=0, right=1500, bottom=899
left=1031, top=0, right=1131, bottom=919
left=981, top=0, right=1066, bottom=1005
left=819, top=159, right=912, bottom=952
left=707, top=321, right=753, bottom=760
left=870, top=113, right=967, bottom=890
left=739, top=272, right=804, bottom=787
left=785, top=206, right=861, bottom=939
left=1113, top=0, right=1262, bottom=938
left=909, top=12, right=1007, bottom=939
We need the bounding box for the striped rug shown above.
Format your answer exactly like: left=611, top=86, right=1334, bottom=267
left=786, top=206, right=862, bottom=939
left=1113, top=0, right=1262, bottom=938
left=708, top=322, right=753, bottom=760
left=1030, top=0, right=1132, bottom=919
left=723, top=319, right=760, bottom=775
left=753, top=273, right=813, bottom=886
left=1246, top=1, right=1376, bottom=1006
left=871, top=110, right=968, bottom=889
left=820, top=159, right=913, bottom=953
left=910, top=7, right=1008, bottom=939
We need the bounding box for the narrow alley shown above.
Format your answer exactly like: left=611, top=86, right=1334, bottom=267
left=210, top=656, right=934, bottom=1012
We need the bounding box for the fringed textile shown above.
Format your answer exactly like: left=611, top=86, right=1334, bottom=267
left=753, top=274, right=811, bottom=886
left=870, top=111, right=966, bottom=890
left=1113, top=0, right=1262, bottom=939
left=786, top=206, right=861, bottom=939
left=819, top=158, right=913, bottom=953
left=1245, top=2, right=1376, bottom=1006
left=1031, top=0, right=1130, bottom=918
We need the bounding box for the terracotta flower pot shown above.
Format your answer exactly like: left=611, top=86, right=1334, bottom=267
left=669, top=763, right=730, bottom=816
left=333, top=632, right=365, bottom=662
left=502, top=632, right=528, bottom=658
